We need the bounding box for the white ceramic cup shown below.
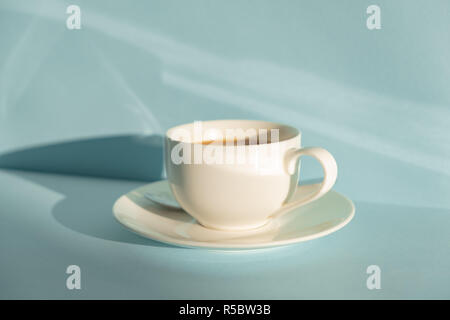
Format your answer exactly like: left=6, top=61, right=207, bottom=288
left=165, top=120, right=337, bottom=231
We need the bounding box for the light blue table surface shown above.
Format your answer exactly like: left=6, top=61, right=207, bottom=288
left=0, top=0, right=449, bottom=299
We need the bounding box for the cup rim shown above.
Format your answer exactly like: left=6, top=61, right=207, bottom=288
left=166, top=119, right=301, bottom=146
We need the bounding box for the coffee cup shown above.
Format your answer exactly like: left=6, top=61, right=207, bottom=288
left=165, top=120, right=337, bottom=231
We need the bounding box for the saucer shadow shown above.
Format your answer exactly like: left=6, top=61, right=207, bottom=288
left=1, top=135, right=175, bottom=248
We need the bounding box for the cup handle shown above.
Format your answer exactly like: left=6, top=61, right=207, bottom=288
left=271, top=147, right=338, bottom=218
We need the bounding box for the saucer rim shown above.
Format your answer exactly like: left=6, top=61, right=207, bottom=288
left=112, top=181, right=355, bottom=250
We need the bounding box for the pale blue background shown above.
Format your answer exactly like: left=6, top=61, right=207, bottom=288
left=0, top=0, right=449, bottom=299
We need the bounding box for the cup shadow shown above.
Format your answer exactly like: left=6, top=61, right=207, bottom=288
left=0, top=134, right=164, bottom=181
left=0, top=135, right=176, bottom=248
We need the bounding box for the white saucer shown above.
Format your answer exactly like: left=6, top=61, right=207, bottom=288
left=113, top=180, right=355, bottom=249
